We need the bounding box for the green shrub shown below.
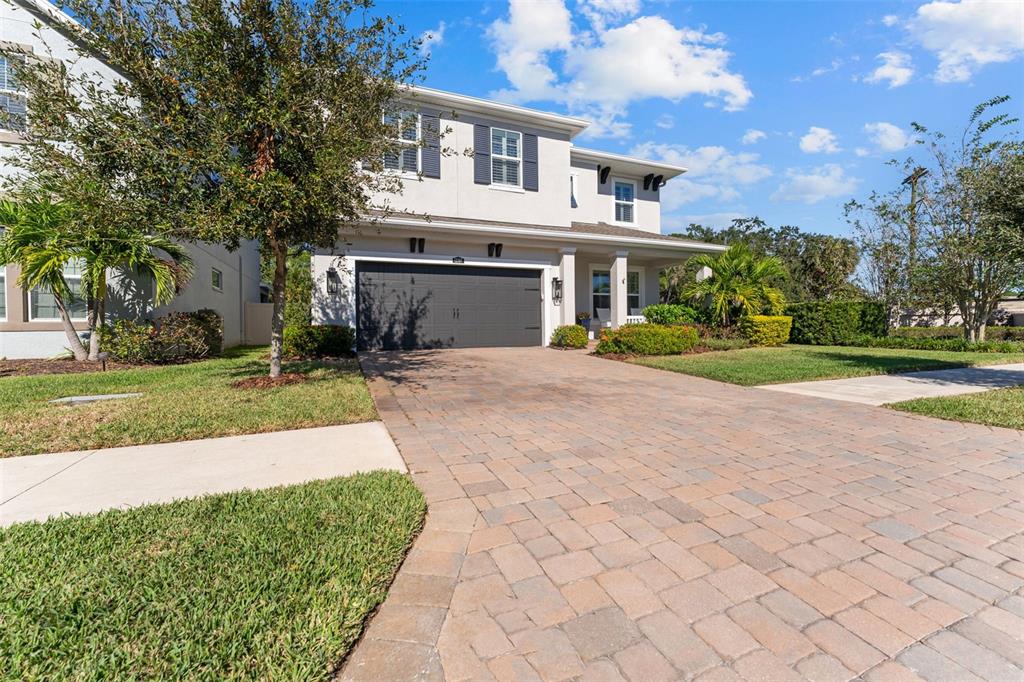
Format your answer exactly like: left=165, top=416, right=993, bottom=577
left=786, top=301, right=887, bottom=345
left=550, top=324, right=588, bottom=349
left=642, top=303, right=698, bottom=326
left=740, top=315, right=792, bottom=346
left=893, top=326, right=1024, bottom=342
left=595, top=323, right=698, bottom=356
left=847, top=335, right=1024, bottom=354
left=283, top=325, right=355, bottom=358
left=102, top=310, right=223, bottom=363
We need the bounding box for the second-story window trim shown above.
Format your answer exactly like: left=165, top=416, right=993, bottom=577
left=383, top=110, right=420, bottom=175
left=0, top=53, right=28, bottom=133
left=491, top=127, right=521, bottom=187
left=613, top=178, right=636, bottom=224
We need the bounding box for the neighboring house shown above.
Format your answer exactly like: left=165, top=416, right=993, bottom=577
left=0, top=0, right=262, bottom=359
left=312, top=87, right=724, bottom=350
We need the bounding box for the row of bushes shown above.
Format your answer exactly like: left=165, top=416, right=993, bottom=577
left=282, top=325, right=355, bottom=358
left=102, top=310, right=224, bottom=364
left=595, top=323, right=699, bottom=355
left=553, top=315, right=791, bottom=355
left=786, top=301, right=887, bottom=345
left=844, top=334, right=1024, bottom=354
left=893, top=326, right=1024, bottom=342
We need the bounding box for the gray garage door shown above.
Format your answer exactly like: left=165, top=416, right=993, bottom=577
left=356, top=262, right=542, bottom=350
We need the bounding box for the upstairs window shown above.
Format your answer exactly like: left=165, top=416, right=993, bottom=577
left=30, top=259, right=87, bottom=321
left=614, top=180, right=635, bottom=223
left=211, top=267, right=223, bottom=291
left=0, top=54, right=27, bottom=133
left=383, top=111, right=420, bottom=173
left=491, top=128, right=521, bottom=186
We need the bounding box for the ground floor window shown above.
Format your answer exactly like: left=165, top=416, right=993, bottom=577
left=627, top=271, right=641, bottom=312
left=30, top=260, right=88, bottom=320
left=0, top=267, right=5, bottom=320
left=592, top=269, right=642, bottom=317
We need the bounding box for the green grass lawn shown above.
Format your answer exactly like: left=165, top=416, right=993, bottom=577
left=889, top=386, right=1024, bottom=431
left=0, top=347, right=377, bottom=457
left=631, top=344, right=1024, bottom=386
left=0, top=472, right=425, bottom=681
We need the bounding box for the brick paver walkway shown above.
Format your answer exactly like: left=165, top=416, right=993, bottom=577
left=341, top=347, right=1024, bottom=682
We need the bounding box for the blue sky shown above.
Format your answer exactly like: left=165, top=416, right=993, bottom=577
left=374, top=0, right=1023, bottom=237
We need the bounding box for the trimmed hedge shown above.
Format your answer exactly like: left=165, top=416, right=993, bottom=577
left=641, top=303, right=698, bottom=326
left=786, top=301, right=887, bottom=345
left=550, top=324, right=589, bottom=349
left=740, top=315, right=792, bottom=347
left=893, top=326, right=1024, bottom=342
left=102, top=309, right=223, bottom=364
left=282, top=325, right=355, bottom=358
left=595, top=323, right=698, bottom=356
left=847, top=334, right=1024, bottom=354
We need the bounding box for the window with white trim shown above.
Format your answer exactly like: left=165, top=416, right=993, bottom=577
left=627, top=271, right=641, bottom=312
left=211, top=267, right=223, bottom=291
left=0, top=54, right=27, bottom=133
left=30, top=259, right=88, bottom=320
left=592, top=268, right=642, bottom=316
left=383, top=110, right=420, bottom=173
left=491, top=128, right=521, bottom=186
left=0, top=265, right=6, bottom=321
left=614, top=180, right=635, bottom=223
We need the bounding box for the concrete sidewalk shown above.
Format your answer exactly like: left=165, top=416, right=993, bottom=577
left=761, top=362, right=1024, bottom=405
left=0, top=422, right=406, bottom=526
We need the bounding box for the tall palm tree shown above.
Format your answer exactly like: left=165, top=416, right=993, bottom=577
left=0, top=198, right=194, bottom=361
left=684, top=243, right=787, bottom=327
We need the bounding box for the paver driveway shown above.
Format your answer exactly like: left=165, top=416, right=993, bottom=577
left=343, top=347, right=1024, bottom=682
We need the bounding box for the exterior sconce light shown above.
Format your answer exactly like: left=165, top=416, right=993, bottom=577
left=326, top=267, right=341, bottom=294
left=552, top=277, right=563, bottom=305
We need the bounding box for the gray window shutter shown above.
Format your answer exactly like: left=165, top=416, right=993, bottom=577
left=523, top=133, right=538, bottom=191
left=474, top=124, right=491, bottom=185
left=421, top=112, right=441, bottom=178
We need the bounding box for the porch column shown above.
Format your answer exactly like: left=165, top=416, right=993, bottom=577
left=610, top=250, right=628, bottom=328
left=559, top=247, right=576, bottom=326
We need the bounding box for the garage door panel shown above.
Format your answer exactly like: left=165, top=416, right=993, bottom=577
left=356, top=262, right=542, bottom=350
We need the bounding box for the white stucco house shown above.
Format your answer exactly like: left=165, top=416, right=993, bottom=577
left=0, top=0, right=262, bottom=359
left=313, top=87, right=724, bottom=350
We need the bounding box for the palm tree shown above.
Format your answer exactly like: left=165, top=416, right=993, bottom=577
left=684, top=243, right=787, bottom=327
left=0, top=198, right=194, bottom=361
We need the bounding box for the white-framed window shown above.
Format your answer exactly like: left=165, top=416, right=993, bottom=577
left=491, top=127, right=521, bottom=187
left=613, top=179, right=636, bottom=224
left=591, top=266, right=644, bottom=316
left=0, top=265, right=6, bottom=321
left=569, top=172, right=579, bottom=208
left=30, top=259, right=88, bottom=321
left=211, top=267, right=223, bottom=291
left=383, top=110, right=420, bottom=174
left=0, top=54, right=27, bottom=133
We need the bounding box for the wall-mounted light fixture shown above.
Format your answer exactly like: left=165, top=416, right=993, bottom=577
left=551, top=277, right=563, bottom=305
left=326, top=267, right=341, bottom=294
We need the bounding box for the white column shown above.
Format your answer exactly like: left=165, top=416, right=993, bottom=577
left=610, top=250, right=628, bottom=328
left=559, top=248, right=576, bottom=326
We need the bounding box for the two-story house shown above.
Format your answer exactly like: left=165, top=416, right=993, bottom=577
left=312, top=86, right=724, bottom=350
left=0, top=0, right=262, bottom=359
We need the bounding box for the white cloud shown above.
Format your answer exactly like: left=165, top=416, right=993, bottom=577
left=419, top=22, right=446, bottom=57
left=772, top=164, right=860, bottom=204
left=908, top=0, right=1024, bottom=82
left=882, top=14, right=900, bottom=26
left=864, top=122, right=912, bottom=151
left=656, top=114, right=675, bottom=130
left=799, top=126, right=841, bottom=154
left=864, top=51, right=914, bottom=88
left=741, top=129, right=766, bottom=145
left=855, top=147, right=870, bottom=157
left=578, top=0, right=640, bottom=31
left=631, top=142, right=772, bottom=209
left=488, top=1, right=751, bottom=138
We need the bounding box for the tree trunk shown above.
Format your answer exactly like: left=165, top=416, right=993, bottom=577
left=268, top=238, right=288, bottom=378
left=87, top=274, right=107, bottom=361
left=55, top=294, right=88, bottom=361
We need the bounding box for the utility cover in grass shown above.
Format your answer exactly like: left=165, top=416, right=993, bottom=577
left=0, top=471, right=426, bottom=681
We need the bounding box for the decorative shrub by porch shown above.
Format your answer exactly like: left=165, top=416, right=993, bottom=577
left=846, top=334, right=1024, bottom=354
left=740, top=315, right=792, bottom=346
left=550, top=324, right=588, bottom=349
left=786, top=301, right=886, bottom=345
left=641, top=303, right=698, bottom=326
left=282, top=324, right=355, bottom=358
left=102, top=309, right=223, bottom=363
left=595, top=323, right=698, bottom=356
left=893, top=326, right=1024, bottom=342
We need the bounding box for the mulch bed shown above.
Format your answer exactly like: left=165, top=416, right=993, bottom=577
left=0, top=358, right=150, bottom=378
left=231, top=373, right=310, bottom=390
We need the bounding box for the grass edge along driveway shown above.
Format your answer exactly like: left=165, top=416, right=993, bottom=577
left=630, top=344, right=1024, bottom=386
left=0, top=472, right=426, bottom=681
left=889, top=385, right=1024, bottom=431
left=0, top=346, right=377, bottom=457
